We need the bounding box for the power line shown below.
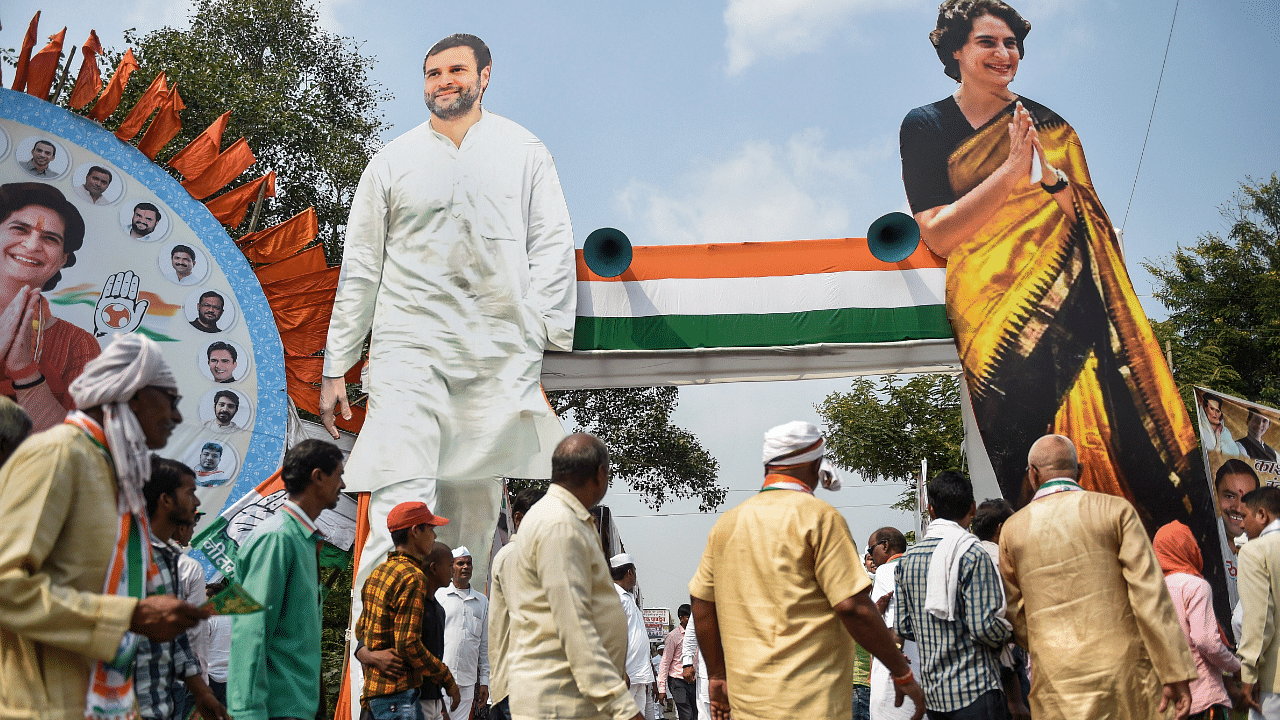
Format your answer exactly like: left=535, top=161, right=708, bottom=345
left=1121, top=0, right=1181, bottom=233
left=611, top=501, right=903, bottom=519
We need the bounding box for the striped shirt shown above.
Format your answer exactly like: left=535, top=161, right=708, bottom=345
left=894, top=536, right=1010, bottom=712
left=135, top=533, right=199, bottom=720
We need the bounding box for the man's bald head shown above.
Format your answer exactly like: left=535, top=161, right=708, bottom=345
left=552, top=432, right=610, bottom=487
left=1028, top=434, right=1079, bottom=479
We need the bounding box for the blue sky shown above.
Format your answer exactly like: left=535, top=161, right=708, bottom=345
left=7, top=0, right=1279, bottom=610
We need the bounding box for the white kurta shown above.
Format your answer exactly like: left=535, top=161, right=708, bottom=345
left=869, top=559, right=919, bottom=720
left=324, top=109, right=576, bottom=492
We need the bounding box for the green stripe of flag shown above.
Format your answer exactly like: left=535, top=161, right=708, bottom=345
left=572, top=305, right=953, bottom=351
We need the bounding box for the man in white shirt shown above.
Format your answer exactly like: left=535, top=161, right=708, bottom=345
left=611, top=553, right=656, bottom=719
left=435, top=546, right=490, bottom=720
left=679, top=612, right=709, bottom=720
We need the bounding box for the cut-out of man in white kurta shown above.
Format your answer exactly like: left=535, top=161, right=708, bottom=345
left=319, top=35, right=575, bottom=719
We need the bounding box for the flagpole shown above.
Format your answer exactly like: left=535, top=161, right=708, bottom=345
left=49, top=46, right=76, bottom=104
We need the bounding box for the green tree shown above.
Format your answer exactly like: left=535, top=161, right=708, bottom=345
left=548, top=387, right=725, bottom=512
left=103, top=0, right=391, bottom=256
left=816, top=373, right=963, bottom=510
left=1143, top=173, right=1280, bottom=409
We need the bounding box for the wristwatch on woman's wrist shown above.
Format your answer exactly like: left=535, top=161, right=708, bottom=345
left=1041, top=168, right=1068, bottom=194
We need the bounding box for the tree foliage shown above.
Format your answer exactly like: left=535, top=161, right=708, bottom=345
left=816, top=374, right=963, bottom=510
left=100, top=0, right=391, bottom=257
left=548, top=388, right=725, bottom=512
left=1143, top=173, right=1280, bottom=409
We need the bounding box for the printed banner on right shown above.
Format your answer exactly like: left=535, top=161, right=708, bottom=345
left=1194, top=386, right=1280, bottom=610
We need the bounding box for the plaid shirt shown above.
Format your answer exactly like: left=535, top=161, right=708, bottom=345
left=356, top=551, right=457, bottom=703
left=135, top=533, right=199, bottom=720
left=894, top=536, right=1011, bottom=712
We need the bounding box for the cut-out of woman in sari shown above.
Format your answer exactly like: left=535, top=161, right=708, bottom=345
left=899, top=0, right=1207, bottom=532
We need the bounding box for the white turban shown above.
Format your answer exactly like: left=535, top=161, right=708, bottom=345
left=763, top=421, right=825, bottom=467
left=452, top=546, right=472, bottom=559
left=70, top=333, right=177, bottom=516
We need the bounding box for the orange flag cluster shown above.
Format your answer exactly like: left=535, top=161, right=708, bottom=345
left=246, top=227, right=363, bottom=432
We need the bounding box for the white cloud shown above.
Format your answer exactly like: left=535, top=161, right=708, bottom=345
left=723, top=0, right=909, bottom=75
left=616, top=128, right=900, bottom=247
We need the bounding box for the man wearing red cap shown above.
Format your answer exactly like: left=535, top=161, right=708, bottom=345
left=356, top=501, right=461, bottom=720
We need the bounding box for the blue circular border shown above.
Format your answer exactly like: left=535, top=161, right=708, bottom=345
left=0, top=89, right=287, bottom=515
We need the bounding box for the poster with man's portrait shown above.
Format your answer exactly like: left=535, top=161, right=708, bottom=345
left=1195, top=386, right=1280, bottom=610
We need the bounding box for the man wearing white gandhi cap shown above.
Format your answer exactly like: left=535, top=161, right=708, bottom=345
left=687, top=421, right=926, bottom=720
left=435, top=545, right=490, bottom=720
left=612, top=551, right=657, bottom=719
left=0, top=333, right=209, bottom=719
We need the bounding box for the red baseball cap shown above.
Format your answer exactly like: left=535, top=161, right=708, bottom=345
left=387, top=501, right=450, bottom=532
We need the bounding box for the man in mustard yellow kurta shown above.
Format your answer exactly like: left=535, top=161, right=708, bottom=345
left=999, top=435, right=1197, bottom=720
left=688, top=422, right=924, bottom=720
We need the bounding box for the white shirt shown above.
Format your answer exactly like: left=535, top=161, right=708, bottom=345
left=614, top=583, right=656, bottom=684
left=176, top=549, right=207, bottom=673
left=324, top=109, right=576, bottom=492
left=435, top=581, right=490, bottom=687
left=205, top=614, right=232, bottom=682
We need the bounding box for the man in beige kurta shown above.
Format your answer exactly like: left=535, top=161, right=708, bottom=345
left=999, top=435, right=1197, bottom=720
left=0, top=335, right=205, bottom=719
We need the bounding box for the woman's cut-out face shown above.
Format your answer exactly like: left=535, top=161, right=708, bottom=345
left=953, top=14, right=1020, bottom=88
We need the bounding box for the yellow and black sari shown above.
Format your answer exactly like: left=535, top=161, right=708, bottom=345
left=905, top=97, right=1204, bottom=535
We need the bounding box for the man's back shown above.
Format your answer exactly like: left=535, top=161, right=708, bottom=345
left=894, top=536, right=1008, bottom=712
left=1238, top=531, right=1280, bottom=692
left=999, top=490, right=1194, bottom=719
left=504, top=483, right=633, bottom=720
left=688, top=489, right=867, bottom=720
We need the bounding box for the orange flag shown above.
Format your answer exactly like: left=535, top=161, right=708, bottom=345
left=168, top=111, right=230, bottom=180
left=237, top=207, right=318, bottom=263
left=11, top=12, right=40, bottom=92
left=181, top=137, right=255, bottom=200
left=113, top=72, right=167, bottom=141
left=255, top=245, right=327, bottom=284
left=204, top=171, right=276, bottom=226
left=136, top=86, right=183, bottom=159
left=88, top=48, right=139, bottom=122
left=25, top=27, right=66, bottom=100
left=67, top=31, right=103, bottom=109
left=260, top=265, right=340, bottom=294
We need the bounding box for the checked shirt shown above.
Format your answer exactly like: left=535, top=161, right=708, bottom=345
left=894, top=536, right=1011, bottom=713
left=356, top=551, right=457, bottom=704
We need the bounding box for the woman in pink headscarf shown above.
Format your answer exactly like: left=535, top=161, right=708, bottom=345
left=1154, top=520, right=1241, bottom=719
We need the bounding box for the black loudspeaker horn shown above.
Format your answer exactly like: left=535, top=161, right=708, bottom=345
left=583, top=227, right=633, bottom=278
left=866, top=212, right=921, bottom=263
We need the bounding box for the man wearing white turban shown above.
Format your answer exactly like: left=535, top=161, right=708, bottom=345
left=0, top=333, right=208, bottom=720
left=688, top=421, right=926, bottom=720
